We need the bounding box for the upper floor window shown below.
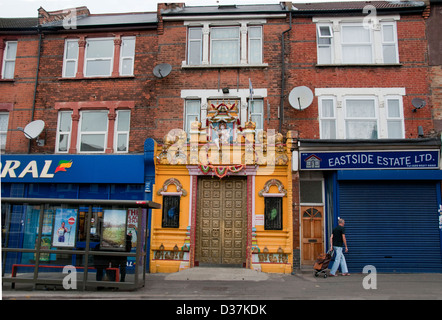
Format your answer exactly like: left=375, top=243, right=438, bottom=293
left=55, top=106, right=132, bottom=154
left=315, top=16, right=399, bottom=65
left=185, top=21, right=264, bottom=67
left=56, top=111, right=73, bottom=153
left=317, top=88, right=405, bottom=139
left=0, top=112, right=9, bottom=152
left=62, top=36, right=135, bottom=78
left=2, top=41, right=17, bottom=79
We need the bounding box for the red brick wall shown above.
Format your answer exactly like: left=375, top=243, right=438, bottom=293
left=284, top=14, right=432, bottom=139
left=0, top=35, right=40, bottom=153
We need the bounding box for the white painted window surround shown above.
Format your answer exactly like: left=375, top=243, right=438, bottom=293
left=316, top=87, right=406, bottom=139
left=314, top=15, right=400, bottom=65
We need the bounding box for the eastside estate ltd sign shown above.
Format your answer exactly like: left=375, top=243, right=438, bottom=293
left=300, top=150, right=440, bottom=170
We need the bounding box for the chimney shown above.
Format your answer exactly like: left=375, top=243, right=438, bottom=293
left=38, top=6, right=90, bottom=25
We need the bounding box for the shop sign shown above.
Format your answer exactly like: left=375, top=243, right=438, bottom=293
left=0, top=154, right=144, bottom=183
left=300, top=150, right=440, bottom=170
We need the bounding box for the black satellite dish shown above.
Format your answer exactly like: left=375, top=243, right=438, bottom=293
left=412, top=98, right=426, bottom=112
left=153, top=63, right=172, bottom=79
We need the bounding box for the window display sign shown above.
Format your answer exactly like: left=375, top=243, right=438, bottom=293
left=52, top=208, right=78, bottom=248
left=101, top=209, right=127, bottom=251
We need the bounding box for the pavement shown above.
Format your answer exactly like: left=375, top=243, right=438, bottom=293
left=3, top=267, right=442, bottom=302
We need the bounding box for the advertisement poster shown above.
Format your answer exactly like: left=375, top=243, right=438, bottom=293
left=101, top=209, right=127, bottom=251
left=52, top=208, right=78, bottom=248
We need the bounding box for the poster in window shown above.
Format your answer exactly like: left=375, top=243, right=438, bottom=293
left=101, top=209, right=127, bottom=251
left=52, top=208, right=78, bottom=248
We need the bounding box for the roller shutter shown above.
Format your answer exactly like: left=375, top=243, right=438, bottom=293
left=338, top=181, right=442, bottom=273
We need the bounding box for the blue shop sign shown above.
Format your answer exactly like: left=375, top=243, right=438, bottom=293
left=0, top=154, right=144, bottom=183
left=300, top=150, right=440, bottom=170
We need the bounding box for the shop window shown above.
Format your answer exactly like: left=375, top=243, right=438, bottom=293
left=264, top=197, right=282, bottom=230
left=162, top=195, right=180, bottom=228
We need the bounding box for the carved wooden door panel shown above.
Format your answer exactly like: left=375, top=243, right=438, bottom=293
left=301, top=206, right=324, bottom=265
left=196, top=177, right=247, bottom=266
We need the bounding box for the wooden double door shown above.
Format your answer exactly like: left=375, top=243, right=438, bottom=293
left=196, top=177, right=247, bottom=266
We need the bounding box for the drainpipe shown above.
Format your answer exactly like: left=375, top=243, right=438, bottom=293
left=28, top=27, right=42, bottom=154
left=279, top=3, right=293, bottom=134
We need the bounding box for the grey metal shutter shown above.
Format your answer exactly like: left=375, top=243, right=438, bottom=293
left=338, top=181, right=442, bottom=273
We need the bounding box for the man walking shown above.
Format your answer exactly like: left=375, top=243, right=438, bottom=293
left=329, top=218, right=350, bottom=276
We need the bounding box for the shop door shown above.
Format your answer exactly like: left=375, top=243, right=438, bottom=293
left=196, top=177, right=247, bottom=266
left=301, top=206, right=324, bottom=265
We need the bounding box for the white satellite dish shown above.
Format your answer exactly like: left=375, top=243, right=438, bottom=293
left=153, top=63, right=172, bottom=79
left=22, top=120, right=45, bottom=139
left=288, top=86, right=314, bottom=110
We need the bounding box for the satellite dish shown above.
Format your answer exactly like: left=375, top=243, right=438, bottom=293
left=153, top=63, right=172, bottom=79
left=412, top=98, right=426, bottom=112
left=22, top=120, right=45, bottom=139
left=289, top=86, right=314, bottom=110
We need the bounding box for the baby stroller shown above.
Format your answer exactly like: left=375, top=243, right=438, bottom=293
left=313, top=250, right=334, bottom=278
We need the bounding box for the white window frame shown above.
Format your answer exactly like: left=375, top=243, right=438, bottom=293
left=114, top=110, right=131, bottom=153
left=55, top=111, right=73, bottom=153
left=78, top=110, right=109, bottom=153
left=249, top=99, right=264, bottom=132
left=314, top=16, right=400, bottom=65
left=210, top=26, right=240, bottom=65
left=184, top=99, right=201, bottom=137
left=318, top=96, right=337, bottom=139
left=316, top=88, right=406, bottom=139
left=381, top=22, right=399, bottom=64
left=248, top=26, right=263, bottom=64
left=385, top=96, right=405, bottom=139
left=316, top=24, right=333, bottom=65
left=2, top=41, right=17, bottom=79
left=0, top=112, right=9, bottom=151
left=84, top=38, right=114, bottom=77
left=344, top=96, right=379, bottom=139
left=187, top=27, right=203, bottom=66
left=340, top=23, right=374, bottom=64
left=119, top=36, right=136, bottom=76
left=62, top=39, right=79, bottom=78
left=183, top=19, right=267, bottom=67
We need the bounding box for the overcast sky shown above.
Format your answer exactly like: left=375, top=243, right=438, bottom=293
left=1, top=0, right=359, bottom=18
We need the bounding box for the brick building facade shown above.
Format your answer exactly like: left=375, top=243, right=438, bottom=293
left=2, top=2, right=442, bottom=276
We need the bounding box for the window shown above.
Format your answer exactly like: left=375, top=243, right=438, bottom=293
left=249, top=99, right=264, bottom=132
left=184, top=100, right=201, bottom=137
left=345, top=98, right=378, bottom=139
left=78, top=111, right=108, bottom=152
left=319, top=97, right=336, bottom=139
left=114, top=110, right=131, bottom=153
left=185, top=21, right=264, bottom=67
left=0, top=112, right=9, bottom=151
left=248, top=26, right=263, bottom=64
left=386, top=98, right=404, bottom=138
left=264, top=197, right=282, bottom=230
left=317, top=88, right=405, bottom=139
left=63, top=40, right=79, bottom=77
left=162, top=195, right=180, bottom=228
left=120, top=37, right=136, bottom=76
left=85, top=38, right=114, bottom=77
left=2, top=41, right=17, bottom=79
left=315, top=17, right=399, bottom=65
left=56, top=111, right=72, bottom=153
left=62, top=36, right=136, bottom=78
left=211, top=27, right=240, bottom=65
left=188, top=28, right=203, bottom=65
left=317, top=25, right=333, bottom=64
